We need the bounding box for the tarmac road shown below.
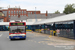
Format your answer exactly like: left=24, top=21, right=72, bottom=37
left=0, top=31, right=74, bottom=50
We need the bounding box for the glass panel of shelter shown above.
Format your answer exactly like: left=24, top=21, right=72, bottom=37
left=55, top=21, right=74, bottom=39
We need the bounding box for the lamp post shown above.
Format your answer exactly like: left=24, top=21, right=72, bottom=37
left=35, top=7, right=37, bottom=22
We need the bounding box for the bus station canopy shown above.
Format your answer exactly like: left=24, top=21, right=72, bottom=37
left=33, top=13, right=75, bottom=25
left=0, top=22, right=9, bottom=25
left=26, top=22, right=34, bottom=25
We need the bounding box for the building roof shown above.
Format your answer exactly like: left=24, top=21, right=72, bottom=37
left=27, top=14, right=47, bottom=19
left=10, top=16, right=28, bottom=20
left=10, top=13, right=65, bottom=20
left=33, top=13, right=75, bottom=25
left=47, top=13, right=65, bottom=18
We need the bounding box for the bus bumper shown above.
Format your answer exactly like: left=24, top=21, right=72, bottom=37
left=9, top=36, right=26, bottom=39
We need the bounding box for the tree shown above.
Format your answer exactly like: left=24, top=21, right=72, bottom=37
left=54, top=10, right=60, bottom=14
left=63, top=4, right=75, bottom=14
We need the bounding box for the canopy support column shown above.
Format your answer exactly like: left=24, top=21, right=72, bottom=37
left=44, top=23, right=45, bottom=34
left=53, top=23, right=56, bottom=36
left=73, top=20, right=75, bottom=39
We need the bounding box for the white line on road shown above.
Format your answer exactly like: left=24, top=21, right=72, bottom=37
left=34, top=41, right=36, bottom=43
left=0, top=34, right=3, bottom=37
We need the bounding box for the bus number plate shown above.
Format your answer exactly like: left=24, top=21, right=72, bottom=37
left=15, top=37, right=20, bottom=39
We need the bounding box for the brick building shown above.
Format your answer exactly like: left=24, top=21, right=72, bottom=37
left=0, top=7, right=65, bottom=22
left=0, top=8, right=42, bottom=22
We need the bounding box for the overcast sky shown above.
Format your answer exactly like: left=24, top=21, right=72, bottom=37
left=0, top=0, right=75, bottom=13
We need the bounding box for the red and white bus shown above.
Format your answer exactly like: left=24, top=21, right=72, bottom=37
left=9, top=22, right=26, bottom=40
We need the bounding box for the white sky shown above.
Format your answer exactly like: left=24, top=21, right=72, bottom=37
left=0, top=0, right=75, bottom=13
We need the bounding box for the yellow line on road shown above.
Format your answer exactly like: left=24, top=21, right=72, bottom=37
left=49, top=35, right=52, bottom=37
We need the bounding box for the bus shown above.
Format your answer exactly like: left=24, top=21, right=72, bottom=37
left=9, top=22, right=26, bottom=40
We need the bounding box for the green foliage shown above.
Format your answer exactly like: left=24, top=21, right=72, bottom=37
left=63, top=4, right=75, bottom=14
left=0, top=12, right=2, bottom=16
left=54, top=10, right=60, bottom=14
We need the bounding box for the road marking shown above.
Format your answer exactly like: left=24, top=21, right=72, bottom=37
left=28, top=40, right=30, bottom=41
left=49, top=35, right=52, bottom=37
left=38, top=42, right=41, bottom=43
left=0, top=34, right=2, bottom=37
left=34, top=41, right=36, bottom=43
left=28, top=40, right=37, bottom=43
left=38, top=33, right=39, bottom=34
left=28, top=40, right=34, bottom=42
left=30, top=40, right=33, bottom=42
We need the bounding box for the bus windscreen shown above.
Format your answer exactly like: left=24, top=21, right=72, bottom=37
left=10, top=26, right=25, bottom=33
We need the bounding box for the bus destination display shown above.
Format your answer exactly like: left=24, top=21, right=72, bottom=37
left=11, top=23, right=24, bottom=25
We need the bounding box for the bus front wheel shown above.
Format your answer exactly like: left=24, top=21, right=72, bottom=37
left=10, top=39, right=13, bottom=40
left=23, top=38, right=26, bottom=40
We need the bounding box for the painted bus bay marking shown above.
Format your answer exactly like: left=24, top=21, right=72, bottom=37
left=0, top=34, right=2, bottom=37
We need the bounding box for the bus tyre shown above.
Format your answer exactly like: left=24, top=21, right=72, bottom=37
left=24, top=38, right=26, bottom=40
left=10, top=39, right=13, bottom=41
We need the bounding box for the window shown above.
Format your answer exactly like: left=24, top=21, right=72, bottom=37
left=17, top=26, right=25, bottom=33
left=24, top=11, right=26, bottom=13
left=9, top=15, right=10, bottom=18
left=19, top=11, right=21, bottom=13
left=11, top=11, right=13, bottom=14
left=0, top=19, right=3, bottom=22
left=14, top=11, right=15, bottom=14
left=31, top=12, right=32, bottom=14
left=17, top=11, right=18, bottom=14
left=9, top=11, right=10, bottom=14
left=55, top=24, right=73, bottom=29
left=10, top=26, right=25, bottom=33
left=10, top=26, right=17, bottom=33
left=22, top=11, right=23, bottom=14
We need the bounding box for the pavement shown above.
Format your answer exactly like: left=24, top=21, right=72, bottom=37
left=0, top=31, right=75, bottom=50
left=32, top=32, right=75, bottom=45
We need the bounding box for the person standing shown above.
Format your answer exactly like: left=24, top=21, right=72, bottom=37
left=56, top=29, right=60, bottom=37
